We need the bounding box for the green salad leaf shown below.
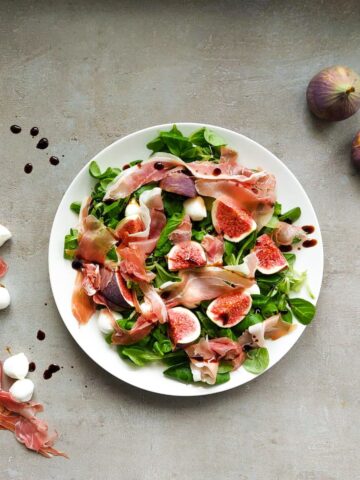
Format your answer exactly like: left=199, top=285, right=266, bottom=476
left=70, top=201, right=81, bottom=214
left=118, top=346, right=163, bottom=366
left=243, top=347, right=269, bottom=374
left=154, top=211, right=184, bottom=257
left=279, top=207, right=301, bottom=224
left=287, top=298, right=316, bottom=325
left=153, top=262, right=180, bottom=288
left=64, top=228, right=79, bottom=259
left=163, top=363, right=193, bottom=383
left=89, top=161, right=121, bottom=180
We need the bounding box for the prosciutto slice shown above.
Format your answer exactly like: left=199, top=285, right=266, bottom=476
left=0, top=257, right=8, bottom=278
left=76, top=215, right=116, bottom=264
left=272, top=221, right=307, bottom=246
left=72, top=271, right=96, bottom=325
left=111, top=312, right=158, bottom=345
left=104, top=157, right=185, bottom=200
left=139, top=282, right=167, bottom=323
left=186, top=337, right=246, bottom=384
left=118, top=247, right=155, bottom=283
left=160, top=267, right=254, bottom=308
left=247, top=314, right=296, bottom=347
left=0, top=363, right=66, bottom=458
left=201, top=235, right=224, bottom=265
left=169, top=215, right=192, bottom=244
left=81, top=263, right=101, bottom=296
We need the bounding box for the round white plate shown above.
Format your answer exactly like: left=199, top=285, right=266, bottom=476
left=49, top=123, right=323, bottom=396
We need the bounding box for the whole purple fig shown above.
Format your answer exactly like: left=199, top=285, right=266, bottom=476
left=351, top=131, right=360, bottom=171
left=307, top=66, right=360, bottom=121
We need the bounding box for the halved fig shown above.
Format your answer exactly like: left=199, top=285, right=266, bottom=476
left=167, top=307, right=201, bottom=345
left=115, top=214, right=145, bottom=243
left=101, top=271, right=134, bottom=310
left=167, top=241, right=207, bottom=271
left=207, top=290, right=252, bottom=328
left=254, top=234, right=288, bottom=275
left=212, top=198, right=256, bottom=242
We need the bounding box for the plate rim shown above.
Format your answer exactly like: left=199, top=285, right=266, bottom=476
left=48, top=122, right=324, bottom=397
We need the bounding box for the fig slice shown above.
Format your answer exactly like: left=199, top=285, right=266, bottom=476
left=254, top=234, right=288, bottom=275
left=167, top=241, right=207, bottom=271
left=101, top=271, right=134, bottom=310
left=167, top=307, right=201, bottom=345
left=114, top=214, right=145, bottom=243
left=212, top=198, right=256, bottom=242
left=207, top=290, right=252, bottom=328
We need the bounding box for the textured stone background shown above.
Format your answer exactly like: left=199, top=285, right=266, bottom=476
left=0, top=1, right=359, bottom=479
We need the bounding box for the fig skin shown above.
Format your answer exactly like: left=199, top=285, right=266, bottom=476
left=307, top=66, right=360, bottom=121
left=351, top=130, right=360, bottom=171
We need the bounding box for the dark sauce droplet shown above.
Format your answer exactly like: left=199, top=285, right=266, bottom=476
left=302, top=225, right=315, bottom=234
left=29, top=362, right=36, bottom=372
left=303, top=239, right=317, bottom=248
left=30, top=127, right=39, bottom=137
left=49, top=156, right=59, bottom=166
left=37, top=330, right=46, bottom=341
left=213, top=167, right=222, bottom=176
left=71, top=259, right=83, bottom=270
left=284, top=219, right=293, bottom=225
left=10, top=125, right=21, bottom=134
left=280, top=245, right=292, bottom=252
left=36, top=138, right=49, bottom=149
left=123, top=164, right=130, bottom=170
left=154, top=162, right=164, bottom=170
left=24, top=163, right=33, bottom=174
left=43, top=364, right=60, bottom=380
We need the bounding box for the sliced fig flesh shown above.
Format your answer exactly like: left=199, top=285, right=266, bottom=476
left=167, top=241, right=207, bottom=271
left=167, top=307, right=201, bottom=345
left=212, top=198, right=256, bottom=242
left=207, top=290, right=252, bottom=328
left=254, top=234, right=288, bottom=275
left=101, top=271, right=133, bottom=310
left=115, top=215, right=145, bottom=243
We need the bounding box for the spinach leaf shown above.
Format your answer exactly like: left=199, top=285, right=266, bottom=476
left=243, top=347, right=269, bottom=374
left=288, top=298, right=316, bottom=325
left=215, top=372, right=231, bottom=384
left=279, top=207, right=301, bottom=224
left=219, top=328, right=238, bottom=341
left=162, top=192, right=185, bottom=216
left=196, top=311, right=219, bottom=338
left=154, top=211, right=184, bottom=257
left=273, top=202, right=282, bottom=216
left=233, top=312, right=263, bottom=335
left=163, top=363, right=193, bottom=383
left=236, top=231, right=257, bottom=264
left=204, top=128, right=226, bottom=147
left=154, top=262, right=180, bottom=288
left=281, top=310, right=293, bottom=324
left=106, top=246, right=118, bottom=262
left=191, top=211, right=214, bottom=242
left=89, top=161, right=120, bottom=180
left=153, top=340, right=172, bottom=356
left=70, top=201, right=81, bottom=214
left=218, top=362, right=233, bottom=374
left=129, top=160, right=143, bottom=167
left=64, top=228, right=79, bottom=259
left=251, top=294, right=270, bottom=307
left=118, top=346, right=162, bottom=366
left=162, top=350, right=188, bottom=366
left=261, top=301, right=279, bottom=318
left=284, top=253, right=296, bottom=268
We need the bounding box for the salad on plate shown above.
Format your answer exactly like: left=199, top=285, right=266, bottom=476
left=64, top=125, right=317, bottom=386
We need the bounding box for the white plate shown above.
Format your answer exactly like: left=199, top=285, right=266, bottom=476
left=49, top=123, right=323, bottom=396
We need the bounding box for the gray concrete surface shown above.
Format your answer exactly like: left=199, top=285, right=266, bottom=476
left=0, top=1, right=359, bottom=478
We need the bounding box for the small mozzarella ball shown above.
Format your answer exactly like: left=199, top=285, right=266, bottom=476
left=247, top=284, right=260, bottom=296
left=9, top=378, right=34, bottom=402
left=0, top=225, right=11, bottom=247
left=183, top=196, right=207, bottom=222
left=125, top=199, right=141, bottom=217
left=97, top=310, right=122, bottom=335
left=0, top=286, right=10, bottom=310
left=3, top=353, right=29, bottom=380
left=139, top=302, right=152, bottom=314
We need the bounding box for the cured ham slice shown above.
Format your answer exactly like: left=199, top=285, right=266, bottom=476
left=248, top=314, right=296, bottom=347
left=0, top=364, right=66, bottom=458
left=201, top=235, right=224, bottom=265
left=0, top=257, right=8, bottom=278
left=186, top=337, right=246, bottom=384
left=272, top=221, right=307, bottom=246
left=138, top=282, right=167, bottom=323
left=160, top=171, right=196, bottom=197
left=72, top=271, right=96, bottom=325
left=104, top=157, right=185, bottom=200
left=160, top=267, right=254, bottom=308
left=169, top=215, right=192, bottom=244
left=76, top=215, right=116, bottom=265
left=81, top=263, right=101, bottom=296
left=111, top=312, right=158, bottom=345
left=118, top=247, right=155, bottom=283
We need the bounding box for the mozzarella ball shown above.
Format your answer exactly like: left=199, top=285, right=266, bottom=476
left=125, top=199, right=141, bottom=217
left=0, top=225, right=11, bottom=247
left=3, top=353, right=29, bottom=380
left=0, top=286, right=10, bottom=310
left=9, top=379, right=35, bottom=402
left=139, top=302, right=152, bottom=314
left=183, top=196, right=207, bottom=222
left=97, top=310, right=123, bottom=335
